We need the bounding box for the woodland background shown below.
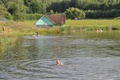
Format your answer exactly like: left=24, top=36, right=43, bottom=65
left=0, top=0, right=120, bottom=21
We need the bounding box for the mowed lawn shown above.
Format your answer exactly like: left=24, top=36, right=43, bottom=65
left=65, top=19, right=120, bottom=27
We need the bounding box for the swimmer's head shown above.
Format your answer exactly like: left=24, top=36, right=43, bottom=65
left=56, top=60, right=63, bottom=65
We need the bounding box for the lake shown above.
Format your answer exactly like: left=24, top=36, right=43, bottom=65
left=0, top=31, right=120, bottom=80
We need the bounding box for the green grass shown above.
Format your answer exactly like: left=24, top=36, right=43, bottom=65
left=65, top=19, right=120, bottom=27
left=0, top=19, right=120, bottom=35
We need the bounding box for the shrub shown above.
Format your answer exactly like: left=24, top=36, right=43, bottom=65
left=23, top=13, right=43, bottom=20
left=13, top=13, right=26, bottom=21
left=65, top=7, right=86, bottom=19
left=4, top=12, right=13, bottom=20
left=85, top=9, right=120, bottom=18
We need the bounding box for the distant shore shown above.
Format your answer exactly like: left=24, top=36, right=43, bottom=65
left=0, top=19, right=120, bottom=35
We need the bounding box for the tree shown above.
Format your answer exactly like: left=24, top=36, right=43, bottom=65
left=0, top=2, right=12, bottom=20
left=0, top=3, right=7, bottom=14
left=7, top=0, right=27, bottom=21
left=65, top=7, right=86, bottom=19
left=24, top=0, right=46, bottom=14
left=50, top=10, right=54, bottom=14
left=71, top=0, right=78, bottom=7
left=13, top=13, right=26, bottom=21
left=4, top=12, right=13, bottom=20
left=7, top=2, right=18, bottom=15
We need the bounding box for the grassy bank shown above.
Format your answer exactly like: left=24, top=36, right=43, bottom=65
left=0, top=19, right=120, bottom=45
left=65, top=19, right=120, bottom=31
left=1, top=19, right=120, bottom=34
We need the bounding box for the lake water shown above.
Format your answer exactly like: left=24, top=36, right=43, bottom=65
left=0, top=31, right=120, bottom=80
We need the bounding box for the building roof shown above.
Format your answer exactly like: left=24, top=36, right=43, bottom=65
left=36, top=15, right=55, bottom=26
left=46, top=15, right=66, bottom=25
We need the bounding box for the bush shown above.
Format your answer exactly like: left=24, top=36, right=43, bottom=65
left=4, top=12, right=13, bottom=20
left=13, top=13, right=43, bottom=21
left=0, top=11, right=13, bottom=20
left=22, top=13, right=43, bottom=20
left=115, top=17, right=120, bottom=19
left=85, top=9, right=120, bottom=18
left=13, top=13, right=26, bottom=21
left=65, top=7, right=86, bottom=19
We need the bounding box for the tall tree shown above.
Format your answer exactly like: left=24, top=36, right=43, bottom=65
left=65, top=7, right=86, bottom=19
left=24, top=0, right=46, bottom=14
left=71, top=0, right=78, bottom=7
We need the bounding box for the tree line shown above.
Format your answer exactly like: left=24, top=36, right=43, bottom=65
left=0, top=0, right=120, bottom=21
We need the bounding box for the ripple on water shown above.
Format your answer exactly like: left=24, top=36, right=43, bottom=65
left=1, top=57, right=120, bottom=80
left=0, top=35, right=120, bottom=80
left=9, top=59, right=69, bottom=80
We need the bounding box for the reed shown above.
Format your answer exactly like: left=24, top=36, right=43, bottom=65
left=0, top=35, right=17, bottom=53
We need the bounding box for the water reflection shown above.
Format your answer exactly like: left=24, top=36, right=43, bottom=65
left=0, top=32, right=120, bottom=80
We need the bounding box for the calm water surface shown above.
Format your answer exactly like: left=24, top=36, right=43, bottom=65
left=0, top=32, right=120, bottom=80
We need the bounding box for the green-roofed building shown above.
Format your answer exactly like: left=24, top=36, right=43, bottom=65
left=36, top=15, right=66, bottom=28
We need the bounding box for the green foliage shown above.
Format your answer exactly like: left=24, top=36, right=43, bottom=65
left=7, top=0, right=27, bottom=15
left=24, top=0, right=46, bottom=14
left=65, top=7, right=85, bottom=19
left=85, top=9, right=120, bottom=18
left=13, top=13, right=26, bottom=21
left=13, top=13, right=43, bottom=21
left=0, top=3, right=6, bottom=12
left=0, top=0, right=120, bottom=20
left=7, top=2, right=18, bottom=15
left=4, top=12, right=13, bottom=20
left=50, top=10, right=54, bottom=14
left=25, top=13, right=43, bottom=20
left=0, top=11, right=13, bottom=20
left=115, top=17, right=120, bottom=19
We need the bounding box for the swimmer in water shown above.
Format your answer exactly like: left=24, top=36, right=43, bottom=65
left=36, top=31, right=39, bottom=37
left=56, top=60, right=63, bottom=65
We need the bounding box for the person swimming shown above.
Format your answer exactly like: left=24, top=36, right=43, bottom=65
left=56, top=60, right=63, bottom=65
left=31, top=32, right=39, bottom=38
left=36, top=31, right=39, bottom=37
